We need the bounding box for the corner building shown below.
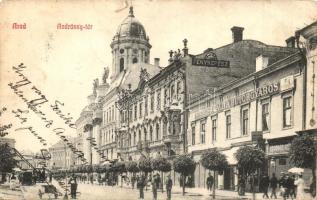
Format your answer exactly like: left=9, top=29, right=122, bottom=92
left=187, top=21, right=317, bottom=192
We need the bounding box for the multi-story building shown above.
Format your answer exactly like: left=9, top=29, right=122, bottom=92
left=49, top=138, right=76, bottom=170
left=187, top=21, right=317, bottom=191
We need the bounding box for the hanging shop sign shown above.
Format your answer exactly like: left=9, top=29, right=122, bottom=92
left=192, top=51, right=230, bottom=68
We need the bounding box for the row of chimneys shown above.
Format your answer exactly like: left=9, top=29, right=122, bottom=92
left=155, top=26, right=296, bottom=67
left=231, top=26, right=297, bottom=48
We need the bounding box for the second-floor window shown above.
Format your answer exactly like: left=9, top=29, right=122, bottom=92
left=241, top=107, right=249, bottom=136
left=145, top=96, right=148, bottom=116
left=150, top=93, right=154, bottom=112
left=139, top=102, right=143, bottom=118
left=283, top=96, right=292, bottom=128
left=226, top=114, right=231, bottom=139
left=191, top=125, right=195, bottom=145
left=262, top=103, right=270, bottom=131
left=212, top=118, right=217, bottom=142
left=200, top=121, right=206, bottom=144
left=134, top=104, right=137, bottom=120
left=157, top=89, right=161, bottom=111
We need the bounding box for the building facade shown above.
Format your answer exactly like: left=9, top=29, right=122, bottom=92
left=187, top=21, right=317, bottom=191
left=49, top=138, right=76, bottom=170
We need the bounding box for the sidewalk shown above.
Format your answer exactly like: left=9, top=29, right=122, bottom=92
left=0, top=184, right=24, bottom=200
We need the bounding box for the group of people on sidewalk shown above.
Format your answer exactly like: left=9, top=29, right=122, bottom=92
left=134, top=173, right=173, bottom=200
left=260, top=172, right=311, bottom=200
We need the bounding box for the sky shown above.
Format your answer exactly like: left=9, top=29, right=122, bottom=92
left=0, top=0, right=316, bottom=153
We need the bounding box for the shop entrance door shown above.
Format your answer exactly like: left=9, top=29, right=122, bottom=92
left=224, top=167, right=234, bottom=190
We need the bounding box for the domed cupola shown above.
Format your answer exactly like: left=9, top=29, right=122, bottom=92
left=110, top=6, right=152, bottom=82
left=113, top=7, right=148, bottom=41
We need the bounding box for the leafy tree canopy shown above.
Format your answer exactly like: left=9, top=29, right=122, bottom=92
left=201, top=149, right=228, bottom=174
left=138, top=156, right=152, bottom=173
left=0, top=144, right=18, bottom=173
left=126, top=161, right=140, bottom=173
left=152, top=156, right=172, bottom=172
left=173, top=154, right=196, bottom=176
left=235, top=146, right=265, bottom=176
left=290, top=133, right=316, bottom=169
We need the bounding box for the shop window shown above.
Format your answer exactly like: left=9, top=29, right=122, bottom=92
left=283, top=96, right=292, bottom=128
left=133, top=132, right=136, bottom=145
left=150, top=126, right=153, bottom=141
left=132, top=57, right=138, bottom=64
left=262, top=103, right=270, bottom=131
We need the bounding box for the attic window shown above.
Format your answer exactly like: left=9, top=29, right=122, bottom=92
left=120, top=58, right=124, bottom=72
left=132, top=57, right=138, bottom=64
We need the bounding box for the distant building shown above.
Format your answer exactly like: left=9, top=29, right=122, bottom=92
left=48, top=138, right=76, bottom=170
left=0, top=137, right=15, bottom=148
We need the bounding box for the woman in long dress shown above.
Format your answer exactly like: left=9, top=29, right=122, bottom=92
left=294, top=174, right=306, bottom=200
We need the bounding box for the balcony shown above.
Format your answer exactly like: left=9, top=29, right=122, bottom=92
left=163, top=134, right=181, bottom=144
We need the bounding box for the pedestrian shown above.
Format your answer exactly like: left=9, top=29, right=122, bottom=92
left=68, top=174, right=78, bottom=199
left=289, top=174, right=296, bottom=199
left=294, top=174, right=305, bottom=200
left=270, top=173, right=278, bottom=199
left=283, top=174, right=292, bottom=200
left=137, top=174, right=145, bottom=200
left=238, top=175, right=246, bottom=196
left=279, top=172, right=286, bottom=197
left=49, top=173, right=53, bottom=183
left=206, top=172, right=214, bottom=192
left=260, top=174, right=270, bottom=199
left=155, top=173, right=161, bottom=189
left=131, top=175, right=136, bottom=189
left=151, top=174, right=158, bottom=200
left=166, top=174, right=173, bottom=200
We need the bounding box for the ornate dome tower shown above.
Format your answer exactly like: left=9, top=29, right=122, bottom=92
left=110, top=6, right=152, bottom=81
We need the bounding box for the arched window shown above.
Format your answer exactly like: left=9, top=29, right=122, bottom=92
left=132, top=57, right=138, bottom=64
left=139, top=130, right=142, bottom=142
left=120, top=58, right=124, bottom=72
left=133, top=132, right=136, bottom=146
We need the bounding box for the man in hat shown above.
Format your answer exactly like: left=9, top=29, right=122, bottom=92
left=68, top=174, right=78, bottom=199
left=166, top=174, right=173, bottom=200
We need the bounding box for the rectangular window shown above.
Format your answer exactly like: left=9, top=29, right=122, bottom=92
left=241, top=108, right=249, bottom=136
left=212, top=118, right=217, bottom=142
left=145, top=96, right=148, bottom=116
left=157, top=89, right=161, bottom=111
left=164, top=88, right=168, bottom=105
left=191, top=125, right=195, bottom=145
left=150, top=93, right=154, bottom=112
left=262, top=103, right=270, bottom=131
left=226, top=113, right=231, bottom=139
left=134, top=104, right=137, bottom=120
left=176, top=81, right=181, bottom=99
left=200, top=121, right=206, bottom=144
left=171, top=84, right=175, bottom=100
left=283, top=96, right=292, bottom=128
left=139, top=102, right=143, bottom=118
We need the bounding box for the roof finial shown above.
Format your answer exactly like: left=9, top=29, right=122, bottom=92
left=129, top=6, right=134, bottom=17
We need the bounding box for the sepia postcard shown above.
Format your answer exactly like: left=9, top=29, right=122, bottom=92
left=1, top=0, right=317, bottom=199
